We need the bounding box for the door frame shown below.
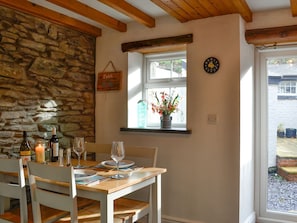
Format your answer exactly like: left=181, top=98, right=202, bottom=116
left=255, top=46, right=297, bottom=223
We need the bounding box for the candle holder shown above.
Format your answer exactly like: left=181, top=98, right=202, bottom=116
left=35, top=139, right=45, bottom=163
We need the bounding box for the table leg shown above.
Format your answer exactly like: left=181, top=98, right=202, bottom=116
left=151, top=174, right=162, bottom=223
left=101, top=195, right=114, bottom=223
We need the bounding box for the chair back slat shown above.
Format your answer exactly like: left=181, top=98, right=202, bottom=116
left=0, top=184, right=20, bottom=199
left=84, top=143, right=158, bottom=202
left=84, top=143, right=158, bottom=167
left=28, top=161, right=73, bottom=182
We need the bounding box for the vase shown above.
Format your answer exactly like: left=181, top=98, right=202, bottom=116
left=160, top=115, right=172, bottom=129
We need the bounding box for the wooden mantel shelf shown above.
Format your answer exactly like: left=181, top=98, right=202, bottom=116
left=120, top=127, right=192, bottom=134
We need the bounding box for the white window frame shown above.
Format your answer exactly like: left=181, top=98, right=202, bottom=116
left=127, top=50, right=187, bottom=129
left=143, top=51, right=187, bottom=128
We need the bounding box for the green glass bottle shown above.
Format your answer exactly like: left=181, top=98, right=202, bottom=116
left=20, top=131, right=32, bottom=167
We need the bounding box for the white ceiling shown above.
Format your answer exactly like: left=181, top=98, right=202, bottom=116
left=246, top=0, right=291, bottom=12
left=28, top=0, right=292, bottom=30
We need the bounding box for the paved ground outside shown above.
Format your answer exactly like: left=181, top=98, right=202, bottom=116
left=267, top=138, right=297, bottom=213
left=268, top=174, right=297, bottom=212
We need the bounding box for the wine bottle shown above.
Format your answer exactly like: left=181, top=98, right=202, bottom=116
left=50, top=127, right=59, bottom=162
left=20, top=131, right=32, bottom=167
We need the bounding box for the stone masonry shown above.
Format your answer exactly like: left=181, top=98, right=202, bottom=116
left=0, top=6, right=96, bottom=153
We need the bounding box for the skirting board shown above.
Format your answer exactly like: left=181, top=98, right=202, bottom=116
left=162, top=215, right=205, bottom=223
left=162, top=212, right=256, bottom=223
left=242, top=212, right=256, bottom=223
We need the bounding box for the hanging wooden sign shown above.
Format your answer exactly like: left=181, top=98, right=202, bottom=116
left=97, top=61, right=122, bottom=91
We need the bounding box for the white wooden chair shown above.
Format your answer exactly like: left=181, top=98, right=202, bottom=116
left=0, top=158, right=77, bottom=223
left=0, top=158, right=28, bottom=223
left=27, top=161, right=130, bottom=223
left=84, top=142, right=158, bottom=223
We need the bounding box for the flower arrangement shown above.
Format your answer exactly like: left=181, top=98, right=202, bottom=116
left=151, top=91, right=180, bottom=116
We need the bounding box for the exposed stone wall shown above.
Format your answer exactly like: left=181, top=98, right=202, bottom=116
left=0, top=6, right=95, bottom=153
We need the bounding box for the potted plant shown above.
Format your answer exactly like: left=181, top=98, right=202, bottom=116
left=151, top=91, right=180, bottom=128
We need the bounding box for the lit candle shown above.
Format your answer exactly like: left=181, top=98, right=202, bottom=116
left=35, top=143, right=45, bottom=163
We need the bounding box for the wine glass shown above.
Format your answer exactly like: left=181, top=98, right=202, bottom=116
left=73, top=137, right=85, bottom=168
left=111, top=141, right=125, bottom=179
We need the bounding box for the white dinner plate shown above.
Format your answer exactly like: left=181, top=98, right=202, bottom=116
left=74, top=169, right=97, bottom=181
left=101, top=160, right=135, bottom=169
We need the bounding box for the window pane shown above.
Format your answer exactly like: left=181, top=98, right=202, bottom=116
left=149, top=60, right=170, bottom=79
left=172, top=59, right=187, bottom=78
left=149, top=57, right=187, bottom=80
left=147, top=87, right=186, bottom=126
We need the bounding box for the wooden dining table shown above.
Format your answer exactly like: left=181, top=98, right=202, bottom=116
left=0, top=159, right=167, bottom=223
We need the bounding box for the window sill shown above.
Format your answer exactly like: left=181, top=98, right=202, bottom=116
left=120, top=127, right=192, bottom=134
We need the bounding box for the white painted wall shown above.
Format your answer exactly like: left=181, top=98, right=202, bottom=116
left=95, top=14, right=248, bottom=223
left=246, top=9, right=297, bottom=29
left=239, top=18, right=255, bottom=223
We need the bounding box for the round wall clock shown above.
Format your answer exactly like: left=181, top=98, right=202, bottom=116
left=203, top=57, right=220, bottom=74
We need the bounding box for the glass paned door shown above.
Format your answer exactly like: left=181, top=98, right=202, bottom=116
left=257, top=48, right=297, bottom=223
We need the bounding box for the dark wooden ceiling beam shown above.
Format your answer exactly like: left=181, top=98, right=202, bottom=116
left=121, top=33, right=193, bottom=52
left=0, top=0, right=102, bottom=36
left=98, top=0, right=155, bottom=28
left=290, top=0, right=297, bottom=16
left=47, top=0, right=126, bottom=32
left=245, top=25, right=297, bottom=45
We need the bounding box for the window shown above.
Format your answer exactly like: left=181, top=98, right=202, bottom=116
left=127, top=51, right=187, bottom=129
left=278, top=81, right=297, bottom=95
left=145, top=51, right=187, bottom=128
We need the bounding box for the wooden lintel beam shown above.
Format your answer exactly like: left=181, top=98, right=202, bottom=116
left=47, top=0, right=126, bottom=32
left=98, top=0, right=155, bottom=28
left=245, top=25, right=297, bottom=45
left=290, top=0, right=297, bottom=16
left=0, top=0, right=102, bottom=36
left=121, top=34, right=193, bottom=52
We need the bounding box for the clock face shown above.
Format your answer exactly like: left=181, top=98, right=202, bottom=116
left=203, top=57, right=220, bottom=74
